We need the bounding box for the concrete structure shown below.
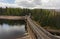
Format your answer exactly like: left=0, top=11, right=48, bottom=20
left=0, top=16, right=60, bottom=39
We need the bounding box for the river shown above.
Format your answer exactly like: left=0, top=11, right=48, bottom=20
left=0, top=20, right=26, bottom=39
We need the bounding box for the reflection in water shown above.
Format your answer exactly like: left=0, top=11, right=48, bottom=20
left=0, top=24, right=26, bottom=39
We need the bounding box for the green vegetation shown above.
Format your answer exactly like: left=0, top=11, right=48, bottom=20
left=0, top=7, right=60, bottom=29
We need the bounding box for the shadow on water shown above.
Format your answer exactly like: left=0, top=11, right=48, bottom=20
left=0, top=19, right=26, bottom=25
left=0, top=19, right=26, bottom=39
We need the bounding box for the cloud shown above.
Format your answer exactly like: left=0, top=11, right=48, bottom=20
left=42, top=0, right=60, bottom=7
left=15, top=0, right=42, bottom=8
left=17, top=1, right=36, bottom=8
left=15, top=0, right=60, bottom=9
left=0, top=0, right=60, bottom=9
left=0, top=2, right=22, bottom=8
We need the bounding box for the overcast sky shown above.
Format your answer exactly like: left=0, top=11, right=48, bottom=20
left=0, top=0, right=60, bottom=9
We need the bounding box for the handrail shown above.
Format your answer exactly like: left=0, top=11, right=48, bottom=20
left=27, top=16, right=60, bottom=39
left=27, top=17, right=51, bottom=39
left=30, top=18, right=60, bottom=39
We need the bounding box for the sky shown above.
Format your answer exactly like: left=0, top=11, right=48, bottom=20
left=0, top=0, right=60, bottom=9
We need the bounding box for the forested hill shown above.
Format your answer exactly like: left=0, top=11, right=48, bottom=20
left=0, top=7, right=60, bottom=29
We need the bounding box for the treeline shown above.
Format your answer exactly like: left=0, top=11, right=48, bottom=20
left=0, top=7, right=60, bottom=29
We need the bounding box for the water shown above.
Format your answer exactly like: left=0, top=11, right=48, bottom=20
left=0, top=23, right=26, bottom=39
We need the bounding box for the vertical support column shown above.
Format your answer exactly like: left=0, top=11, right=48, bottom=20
left=26, top=21, right=36, bottom=39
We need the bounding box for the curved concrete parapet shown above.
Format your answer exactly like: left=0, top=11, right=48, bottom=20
left=26, top=17, right=60, bottom=39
